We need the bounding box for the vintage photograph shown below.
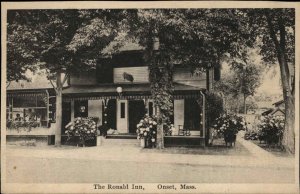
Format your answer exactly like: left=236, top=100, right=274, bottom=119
left=1, top=2, right=299, bottom=193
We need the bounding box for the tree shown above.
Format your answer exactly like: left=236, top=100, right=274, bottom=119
left=245, top=9, right=295, bottom=153
left=7, top=10, right=123, bottom=146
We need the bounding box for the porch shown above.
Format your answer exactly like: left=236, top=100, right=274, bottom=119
left=62, top=83, right=207, bottom=146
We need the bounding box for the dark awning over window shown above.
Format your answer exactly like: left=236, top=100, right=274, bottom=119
left=7, top=90, right=48, bottom=98
left=62, top=83, right=204, bottom=101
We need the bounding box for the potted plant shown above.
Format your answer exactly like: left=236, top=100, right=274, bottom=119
left=65, top=117, right=97, bottom=147
left=136, top=114, right=158, bottom=148
left=213, top=114, right=247, bottom=147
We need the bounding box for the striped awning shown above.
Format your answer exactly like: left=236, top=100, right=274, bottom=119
left=7, top=91, right=48, bottom=98
left=63, top=94, right=202, bottom=102
left=62, top=83, right=204, bottom=101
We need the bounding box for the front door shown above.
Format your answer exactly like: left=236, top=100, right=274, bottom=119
left=129, top=100, right=145, bottom=134
left=116, top=99, right=128, bottom=133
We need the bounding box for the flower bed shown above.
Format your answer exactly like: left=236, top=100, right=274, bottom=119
left=65, top=117, right=97, bottom=147
left=136, top=115, right=158, bottom=148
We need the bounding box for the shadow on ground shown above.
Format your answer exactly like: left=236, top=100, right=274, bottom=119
left=141, top=138, right=251, bottom=156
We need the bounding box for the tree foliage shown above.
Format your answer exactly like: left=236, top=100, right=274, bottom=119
left=7, top=8, right=295, bottom=151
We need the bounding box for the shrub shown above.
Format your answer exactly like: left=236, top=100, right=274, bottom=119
left=7, top=119, right=40, bottom=132
left=257, top=115, right=284, bottom=145
left=65, top=117, right=97, bottom=146
left=244, top=130, right=259, bottom=140
left=206, top=91, right=224, bottom=128
left=136, top=114, right=158, bottom=148
left=213, top=114, right=247, bottom=136
left=212, top=113, right=247, bottom=146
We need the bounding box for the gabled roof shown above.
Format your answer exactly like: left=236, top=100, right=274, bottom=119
left=256, top=101, right=273, bottom=109
left=270, top=108, right=285, bottom=116
left=7, top=76, right=53, bottom=90
left=262, top=109, right=274, bottom=116
left=272, top=100, right=284, bottom=107
left=7, top=73, right=68, bottom=91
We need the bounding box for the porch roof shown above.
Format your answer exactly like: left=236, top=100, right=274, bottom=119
left=62, top=83, right=204, bottom=101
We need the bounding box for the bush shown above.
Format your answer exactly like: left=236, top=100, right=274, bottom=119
left=7, top=120, right=40, bottom=132
left=206, top=91, right=224, bottom=128
left=213, top=114, right=247, bottom=136
left=212, top=114, right=247, bottom=145
left=257, top=115, right=284, bottom=145
left=244, top=130, right=259, bottom=140
left=65, top=117, right=97, bottom=146
left=136, top=114, right=158, bottom=148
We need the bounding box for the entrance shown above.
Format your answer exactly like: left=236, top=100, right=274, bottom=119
left=128, top=100, right=145, bottom=134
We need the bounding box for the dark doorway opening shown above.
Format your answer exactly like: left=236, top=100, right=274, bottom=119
left=184, top=99, right=201, bottom=131
left=129, top=100, right=145, bottom=134
left=62, top=101, right=71, bottom=134
left=104, top=99, right=116, bottom=130
left=74, top=100, right=88, bottom=118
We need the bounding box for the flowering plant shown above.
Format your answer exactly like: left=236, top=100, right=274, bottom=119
left=7, top=119, right=40, bottom=132
left=65, top=117, right=97, bottom=146
left=213, top=114, right=247, bottom=136
left=136, top=114, right=157, bottom=147
left=257, top=115, right=284, bottom=145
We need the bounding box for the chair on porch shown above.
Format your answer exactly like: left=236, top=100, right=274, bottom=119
left=178, top=125, right=191, bottom=136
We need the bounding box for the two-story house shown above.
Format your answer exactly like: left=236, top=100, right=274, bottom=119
left=61, top=42, right=218, bottom=147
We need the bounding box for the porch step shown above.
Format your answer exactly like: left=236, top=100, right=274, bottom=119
left=101, top=138, right=139, bottom=147
left=106, top=134, right=137, bottom=139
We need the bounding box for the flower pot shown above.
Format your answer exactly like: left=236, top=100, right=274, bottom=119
left=224, top=132, right=236, bottom=147
left=140, top=138, right=145, bottom=148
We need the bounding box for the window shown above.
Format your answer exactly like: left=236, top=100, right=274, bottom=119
left=6, top=94, right=50, bottom=127
left=96, top=60, right=113, bottom=84
left=120, top=102, right=125, bottom=118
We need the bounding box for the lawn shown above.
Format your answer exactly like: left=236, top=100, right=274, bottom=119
left=251, top=140, right=292, bottom=157
left=141, top=138, right=251, bottom=156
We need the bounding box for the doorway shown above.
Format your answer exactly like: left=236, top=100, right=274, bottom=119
left=128, top=100, right=145, bottom=134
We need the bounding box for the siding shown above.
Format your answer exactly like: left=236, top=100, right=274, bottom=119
left=173, top=68, right=207, bottom=89
left=114, top=66, right=149, bottom=83
left=70, top=71, right=97, bottom=85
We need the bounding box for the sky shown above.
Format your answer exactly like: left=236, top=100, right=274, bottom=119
left=221, top=60, right=282, bottom=97
left=256, top=65, right=282, bottom=95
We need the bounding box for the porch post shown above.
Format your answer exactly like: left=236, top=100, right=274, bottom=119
left=71, top=100, right=74, bottom=121
left=144, top=98, right=149, bottom=114
left=155, top=105, right=164, bottom=149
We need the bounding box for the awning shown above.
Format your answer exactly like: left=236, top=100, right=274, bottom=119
left=62, top=83, right=204, bottom=101
left=7, top=90, right=48, bottom=98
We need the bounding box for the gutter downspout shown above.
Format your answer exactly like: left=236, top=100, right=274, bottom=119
left=200, top=90, right=206, bottom=144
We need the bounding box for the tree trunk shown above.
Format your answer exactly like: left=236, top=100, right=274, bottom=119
left=156, top=105, right=164, bottom=149
left=243, top=94, right=247, bottom=114
left=55, top=71, right=62, bottom=146
left=282, top=96, right=295, bottom=152
left=266, top=12, right=295, bottom=153
left=236, top=95, right=240, bottom=114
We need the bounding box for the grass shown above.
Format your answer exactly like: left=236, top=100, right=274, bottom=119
left=141, top=138, right=251, bottom=156
left=251, top=140, right=292, bottom=157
